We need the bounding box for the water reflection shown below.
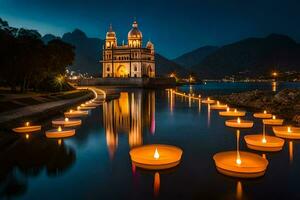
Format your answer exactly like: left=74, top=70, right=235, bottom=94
left=0, top=136, right=76, bottom=198
left=272, top=81, right=277, bottom=92
left=103, top=91, right=156, bottom=158
left=289, top=141, right=293, bottom=164
left=236, top=181, right=243, bottom=200
left=153, top=172, right=160, bottom=197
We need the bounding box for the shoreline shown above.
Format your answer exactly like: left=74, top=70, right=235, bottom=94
left=215, top=88, right=300, bottom=125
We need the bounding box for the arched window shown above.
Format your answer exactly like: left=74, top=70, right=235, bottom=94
left=107, top=67, right=110, bottom=71
left=134, top=66, right=137, bottom=71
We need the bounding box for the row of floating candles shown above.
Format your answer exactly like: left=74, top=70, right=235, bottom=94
left=169, top=89, right=300, bottom=179
left=12, top=89, right=102, bottom=140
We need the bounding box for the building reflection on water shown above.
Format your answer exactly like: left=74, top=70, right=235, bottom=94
left=103, top=91, right=156, bottom=158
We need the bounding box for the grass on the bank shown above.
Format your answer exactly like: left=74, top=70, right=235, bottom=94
left=0, top=90, right=90, bottom=113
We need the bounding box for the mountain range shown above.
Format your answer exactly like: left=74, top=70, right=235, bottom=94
left=42, top=29, right=300, bottom=79
left=190, top=34, right=300, bottom=78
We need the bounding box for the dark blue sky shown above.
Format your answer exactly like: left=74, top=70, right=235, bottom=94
left=1, top=0, right=300, bottom=58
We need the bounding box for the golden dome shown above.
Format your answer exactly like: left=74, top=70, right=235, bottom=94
left=128, top=21, right=142, bottom=39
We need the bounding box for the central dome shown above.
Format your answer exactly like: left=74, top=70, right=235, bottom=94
left=128, top=21, right=142, bottom=39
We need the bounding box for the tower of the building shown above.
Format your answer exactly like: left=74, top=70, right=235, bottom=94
left=105, top=24, right=117, bottom=48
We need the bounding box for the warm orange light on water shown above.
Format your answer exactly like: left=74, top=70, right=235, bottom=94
left=154, top=172, right=160, bottom=197
left=26, top=134, right=29, bottom=139
left=236, top=181, right=243, bottom=200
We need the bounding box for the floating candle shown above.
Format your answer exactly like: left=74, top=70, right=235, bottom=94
left=263, top=115, right=284, bottom=126
left=77, top=105, right=96, bottom=110
left=273, top=126, right=300, bottom=139
left=244, top=135, right=285, bottom=152
left=225, top=118, right=254, bottom=128
left=213, top=151, right=268, bottom=178
left=45, top=127, right=75, bottom=138
left=129, top=144, right=183, bottom=170
left=52, top=118, right=81, bottom=127
left=210, top=101, right=228, bottom=110
left=12, top=122, right=41, bottom=133
left=202, top=97, right=215, bottom=104
left=253, top=110, right=272, bottom=119
left=64, top=110, right=89, bottom=118
left=219, top=108, right=246, bottom=117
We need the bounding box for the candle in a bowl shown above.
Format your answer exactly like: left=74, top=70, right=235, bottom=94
left=12, top=122, right=41, bottom=133
left=263, top=115, right=284, bottom=126
left=244, top=134, right=285, bottom=152
left=45, top=126, right=75, bottom=138
left=64, top=109, right=88, bottom=118
left=219, top=108, right=246, bottom=117
left=273, top=126, right=300, bottom=139
left=213, top=151, right=268, bottom=178
left=253, top=110, right=272, bottom=119
left=210, top=101, right=228, bottom=110
left=52, top=117, right=82, bottom=127
left=225, top=117, right=254, bottom=129
left=129, top=144, right=183, bottom=170
left=202, top=97, right=215, bottom=104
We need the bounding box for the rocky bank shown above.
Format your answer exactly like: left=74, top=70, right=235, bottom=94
left=216, top=89, right=300, bottom=125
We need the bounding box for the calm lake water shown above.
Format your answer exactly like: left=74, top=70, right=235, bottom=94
left=1, top=82, right=300, bottom=200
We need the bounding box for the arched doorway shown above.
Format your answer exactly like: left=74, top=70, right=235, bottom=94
left=147, top=65, right=153, bottom=77
left=116, top=65, right=128, bottom=77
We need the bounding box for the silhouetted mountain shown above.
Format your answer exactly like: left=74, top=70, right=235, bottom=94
left=1, top=18, right=41, bottom=39
left=42, top=34, right=59, bottom=44
left=192, top=34, right=300, bottom=78
left=173, top=45, right=218, bottom=68
left=62, top=29, right=104, bottom=74
left=42, top=29, right=104, bottom=74
left=155, top=53, right=188, bottom=77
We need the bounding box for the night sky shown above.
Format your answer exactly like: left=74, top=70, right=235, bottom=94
left=1, top=0, right=300, bottom=58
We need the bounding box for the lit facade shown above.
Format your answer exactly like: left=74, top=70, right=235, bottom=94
left=101, top=21, right=155, bottom=78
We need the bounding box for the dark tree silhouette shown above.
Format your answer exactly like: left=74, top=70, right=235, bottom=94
left=0, top=18, right=75, bottom=92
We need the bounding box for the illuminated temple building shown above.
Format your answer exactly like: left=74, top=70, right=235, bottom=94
left=101, top=21, right=155, bottom=78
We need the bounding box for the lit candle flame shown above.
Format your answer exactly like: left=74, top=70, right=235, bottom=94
left=154, top=148, right=160, bottom=160
left=70, top=109, right=73, bottom=113
left=236, top=158, right=242, bottom=165
left=207, top=97, right=210, bottom=101
left=262, top=137, right=267, bottom=143
left=288, top=126, right=292, bottom=133
left=77, top=106, right=80, bottom=110
left=227, top=107, right=230, bottom=112
left=25, top=122, right=30, bottom=126
left=272, top=115, right=276, bottom=120
left=26, top=134, right=29, bottom=139
left=65, top=118, right=69, bottom=122
left=58, top=126, right=62, bottom=132
left=234, top=109, right=237, bottom=113
left=217, top=101, right=220, bottom=105
left=237, top=117, right=241, bottom=124
left=263, top=110, right=267, bottom=114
